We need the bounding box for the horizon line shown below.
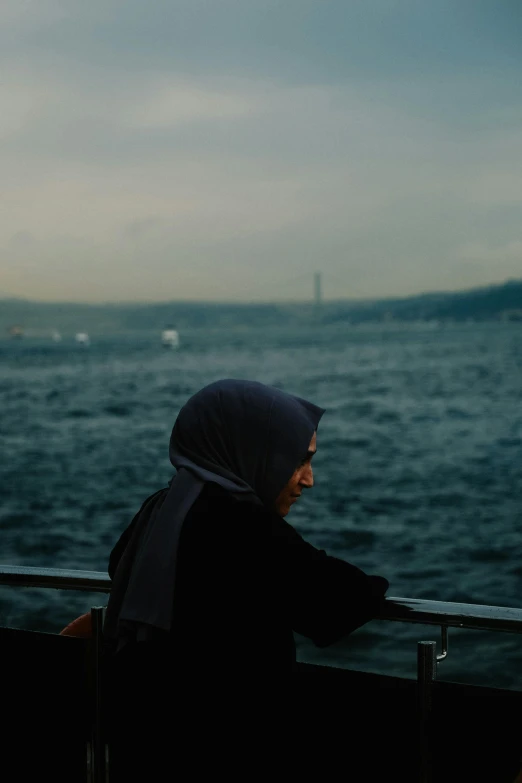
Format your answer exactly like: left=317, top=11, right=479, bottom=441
left=0, top=276, right=520, bottom=308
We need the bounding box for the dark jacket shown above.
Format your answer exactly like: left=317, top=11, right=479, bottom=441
left=107, top=482, right=388, bottom=675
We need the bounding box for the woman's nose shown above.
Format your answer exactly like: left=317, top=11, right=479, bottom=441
left=300, top=465, right=314, bottom=488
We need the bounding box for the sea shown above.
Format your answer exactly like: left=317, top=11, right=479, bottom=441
left=1, top=321, right=521, bottom=689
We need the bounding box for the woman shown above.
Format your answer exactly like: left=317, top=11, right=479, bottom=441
left=103, top=379, right=389, bottom=774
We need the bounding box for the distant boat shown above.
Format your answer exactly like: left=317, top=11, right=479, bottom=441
left=161, top=328, right=179, bottom=348
left=75, top=332, right=90, bottom=346
left=52, top=330, right=62, bottom=342
left=7, top=325, right=24, bottom=339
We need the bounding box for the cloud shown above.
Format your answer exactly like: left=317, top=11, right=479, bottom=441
left=456, top=240, right=522, bottom=266
left=0, top=76, right=58, bottom=138
left=0, top=1, right=521, bottom=301
left=0, top=0, right=69, bottom=28
left=125, top=81, right=260, bottom=130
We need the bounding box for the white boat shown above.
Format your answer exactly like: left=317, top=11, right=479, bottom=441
left=161, top=328, right=179, bottom=348
left=75, top=332, right=90, bottom=346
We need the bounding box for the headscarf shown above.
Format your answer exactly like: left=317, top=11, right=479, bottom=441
left=103, top=378, right=325, bottom=647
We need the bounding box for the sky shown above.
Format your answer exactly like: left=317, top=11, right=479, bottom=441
left=1, top=0, right=521, bottom=303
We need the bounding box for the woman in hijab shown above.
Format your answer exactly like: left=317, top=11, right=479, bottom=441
left=103, top=379, right=389, bottom=774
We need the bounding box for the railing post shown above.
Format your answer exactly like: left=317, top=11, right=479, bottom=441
left=89, top=606, right=107, bottom=783
left=417, top=640, right=437, bottom=783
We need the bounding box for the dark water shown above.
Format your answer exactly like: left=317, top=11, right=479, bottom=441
left=1, top=323, right=521, bottom=689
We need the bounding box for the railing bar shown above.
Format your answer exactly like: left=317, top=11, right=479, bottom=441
left=380, top=597, right=522, bottom=634
left=0, top=565, right=111, bottom=592
left=1, top=565, right=522, bottom=634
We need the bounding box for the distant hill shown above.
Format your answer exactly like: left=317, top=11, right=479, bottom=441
left=321, top=279, right=522, bottom=325
left=1, top=279, right=521, bottom=337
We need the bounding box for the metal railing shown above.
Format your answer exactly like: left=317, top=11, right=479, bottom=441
left=0, top=564, right=112, bottom=593
left=2, top=563, right=522, bottom=634
left=1, top=564, right=522, bottom=783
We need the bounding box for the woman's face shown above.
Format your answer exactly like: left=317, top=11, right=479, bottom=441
left=274, top=432, right=316, bottom=517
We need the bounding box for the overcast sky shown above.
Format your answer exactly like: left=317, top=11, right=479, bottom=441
left=1, top=0, right=521, bottom=302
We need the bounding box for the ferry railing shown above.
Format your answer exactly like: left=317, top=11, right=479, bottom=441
left=2, top=564, right=522, bottom=783
left=3, top=564, right=522, bottom=634
left=0, top=564, right=112, bottom=593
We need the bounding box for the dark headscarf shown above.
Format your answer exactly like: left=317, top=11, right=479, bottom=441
left=104, top=379, right=325, bottom=647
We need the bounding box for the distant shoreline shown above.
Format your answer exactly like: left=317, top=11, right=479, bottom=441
left=1, top=279, right=521, bottom=334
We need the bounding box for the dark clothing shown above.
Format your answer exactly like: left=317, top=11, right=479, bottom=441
left=105, top=483, right=388, bottom=780
left=106, top=482, right=388, bottom=674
